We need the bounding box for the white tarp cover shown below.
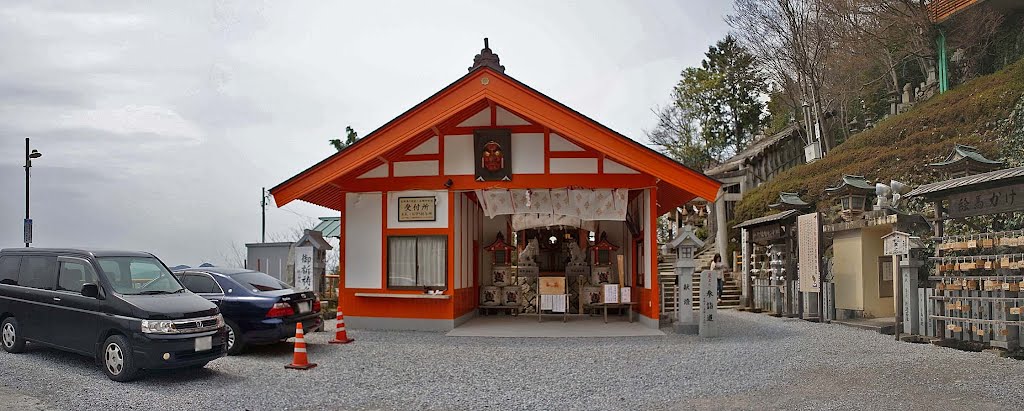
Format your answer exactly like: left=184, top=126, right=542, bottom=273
left=476, top=188, right=628, bottom=226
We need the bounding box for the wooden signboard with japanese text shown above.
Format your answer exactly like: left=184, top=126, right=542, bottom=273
left=539, top=276, right=566, bottom=295
left=397, top=196, right=436, bottom=222
left=750, top=224, right=783, bottom=243
left=946, top=183, right=1024, bottom=218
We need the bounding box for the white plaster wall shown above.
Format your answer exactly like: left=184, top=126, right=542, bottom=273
left=472, top=202, right=480, bottom=287
left=458, top=108, right=490, bottom=127
left=549, top=133, right=584, bottom=151
left=455, top=195, right=462, bottom=289
left=357, top=163, right=388, bottom=179
left=406, top=136, right=439, bottom=155
left=550, top=158, right=598, bottom=174
left=345, top=192, right=382, bottom=289
left=512, top=133, right=544, bottom=174
left=462, top=196, right=472, bottom=289
left=386, top=190, right=449, bottom=229
left=393, top=160, right=439, bottom=177
left=443, top=134, right=474, bottom=175
left=603, top=158, right=640, bottom=174
left=495, top=106, right=530, bottom=126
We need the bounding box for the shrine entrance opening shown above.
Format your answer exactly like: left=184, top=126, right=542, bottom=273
left=450, top=189, right=660, bottom=336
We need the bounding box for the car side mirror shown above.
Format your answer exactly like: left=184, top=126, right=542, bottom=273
left=81, top=283, right=100, bottom=299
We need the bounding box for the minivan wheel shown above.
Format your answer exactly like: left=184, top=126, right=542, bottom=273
left=102, top=335, right=139, bottom=382
left=225, top=320, right=245, bottom=355
left=1, top=318, right=26, bottom=353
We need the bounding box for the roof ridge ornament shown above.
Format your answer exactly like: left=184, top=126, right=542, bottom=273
left=469, top=37, right=505, bottom=73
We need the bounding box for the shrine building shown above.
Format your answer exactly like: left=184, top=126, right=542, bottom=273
left=271, top=40, right=721, bottom=331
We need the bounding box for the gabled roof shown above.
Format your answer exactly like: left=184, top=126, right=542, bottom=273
left=768, top=192, right=810, bottom=211
left=906, top=165, right=1024, bottom=199
left=312, top=217, right=341, bottom=238
left=704, top=123, right=801, bottom=177
left=293, top=229, right=333, bottom=250
left=667, top=225, right=704, bottom=249
left=825, top=175, right=875, bottom=196
left=271, top=48, right=720, bottom=211
left=733, top=209, right=801, bottom=229
left=927, top=144, right=1004, bottom=176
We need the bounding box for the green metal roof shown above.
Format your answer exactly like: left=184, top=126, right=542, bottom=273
left=313, top=217, right=341, bottom=238
left=825, top=175, right=875, bottom=196
left=928, top=144, right=1004, bottom=167
left=769, top=192, right=810, bottom=210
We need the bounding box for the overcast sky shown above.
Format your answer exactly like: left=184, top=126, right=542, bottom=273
left=0, top=1, right=733, bottom=266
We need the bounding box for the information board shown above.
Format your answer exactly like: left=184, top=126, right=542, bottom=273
left=797, top=213, right=821, bottom=293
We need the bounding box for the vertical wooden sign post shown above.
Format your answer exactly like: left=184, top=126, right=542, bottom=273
left=699, top=270, right=719, bottom=337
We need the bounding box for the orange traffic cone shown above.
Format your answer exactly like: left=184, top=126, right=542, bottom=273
left=285, top=322, right=317, bottom=370
left=329, top=310, right=354, bottom=344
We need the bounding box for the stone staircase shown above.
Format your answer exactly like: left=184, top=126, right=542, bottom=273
left=658, top=246, right=741, bottom=314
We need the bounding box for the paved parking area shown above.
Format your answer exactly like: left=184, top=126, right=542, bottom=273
left=3, top=311, right=1024, bottom=410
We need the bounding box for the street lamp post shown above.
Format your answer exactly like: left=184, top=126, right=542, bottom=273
left=24, top=138, right=41, bottom=248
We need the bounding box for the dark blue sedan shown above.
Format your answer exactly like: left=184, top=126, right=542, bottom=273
left=172, top=267, right=322, bottom=355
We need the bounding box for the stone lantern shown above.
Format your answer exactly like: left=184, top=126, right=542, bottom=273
left=666, top=225, right=703, bottom=333
left=825, top=175, right=875, bottom=221
left=882, top=230, right=925, bottom=336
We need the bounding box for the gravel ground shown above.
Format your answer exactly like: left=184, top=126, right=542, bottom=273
left=3, top=310, right=1024, bottom=410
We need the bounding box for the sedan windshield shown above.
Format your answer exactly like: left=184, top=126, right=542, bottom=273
left=97, top=256, right=184, bottom=295
left=230, top=271, right=291, bottom=292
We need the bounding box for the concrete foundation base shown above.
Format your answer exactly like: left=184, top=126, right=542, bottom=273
left=347, top=311, right=477, bottom=332
left=446, top=316, right=665, bottom=337
left=673, top=324, right=699, bottom=334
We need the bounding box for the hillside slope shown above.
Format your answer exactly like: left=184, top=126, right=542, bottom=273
left=735, top=60, right=1024, bottom=223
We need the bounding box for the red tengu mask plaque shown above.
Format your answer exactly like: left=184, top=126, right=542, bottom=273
left=474, top=129, right=512, bottom=181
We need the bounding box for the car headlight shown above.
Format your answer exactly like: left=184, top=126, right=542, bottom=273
left=214, top=314, right=224, bottom=328
left=141, top=319, right=174, bottom=334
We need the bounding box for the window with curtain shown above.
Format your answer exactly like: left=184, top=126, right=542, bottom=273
left=388, top=235, right=447, bottom=289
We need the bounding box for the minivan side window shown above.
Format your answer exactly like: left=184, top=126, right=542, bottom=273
left=19, top=256, right=57, bottom=290
left=0, top=256, right=21, bottom=285
left=58, top=261, right=99, bottom=293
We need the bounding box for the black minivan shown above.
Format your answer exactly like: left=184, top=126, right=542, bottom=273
left=0, top=248, right=226, bottom=382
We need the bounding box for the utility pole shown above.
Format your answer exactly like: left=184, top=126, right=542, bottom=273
left=261, top=187, right=267, bottom=243
left=24, top=138, right=42, bottom=248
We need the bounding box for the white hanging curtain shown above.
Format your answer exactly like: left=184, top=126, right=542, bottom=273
left=388, top=237, right=417, bottom=287
left=478, top=188, right=627, bottom=227
left=511, top=213, right=597, bottom=232
left=417, top=236, right=446, bottom=287
left=509, top=189, right=553, bottom=214
left=568, top=189, right=628, bottom=221
left=479, top=189, right=514, bottom=218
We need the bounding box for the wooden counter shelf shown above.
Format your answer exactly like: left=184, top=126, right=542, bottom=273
left=354, top=292, right=451, bottom=300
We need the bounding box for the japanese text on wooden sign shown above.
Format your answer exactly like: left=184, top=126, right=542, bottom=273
left=946, top=183, right=1024, bottom=218
left=797, top=213, right=820, bottom=293
left=750, top=224, right=783, bottom=243
left=397, top=196, right=436, bottom=222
